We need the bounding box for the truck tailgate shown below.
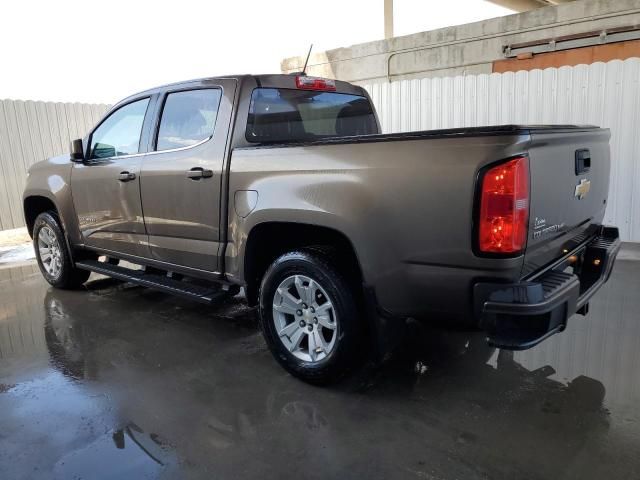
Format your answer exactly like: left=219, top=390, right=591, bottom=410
left=523, top=127, right=611, bottom=276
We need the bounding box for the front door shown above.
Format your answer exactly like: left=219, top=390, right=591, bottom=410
left=70, top=97, right=153, bottom=258
left=140, top=81, right=236, bottom=272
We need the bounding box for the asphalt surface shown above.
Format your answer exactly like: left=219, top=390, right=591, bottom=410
left=0, top=258, right=639, bottom=480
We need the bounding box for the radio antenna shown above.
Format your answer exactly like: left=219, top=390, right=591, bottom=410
left=302, top=44, right=313, bottom=75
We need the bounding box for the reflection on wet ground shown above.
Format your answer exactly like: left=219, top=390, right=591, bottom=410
left=1, top=260, right=639, bottom=479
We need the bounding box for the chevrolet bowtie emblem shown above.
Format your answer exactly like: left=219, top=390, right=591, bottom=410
left=574, top=178, right=591, bottom=200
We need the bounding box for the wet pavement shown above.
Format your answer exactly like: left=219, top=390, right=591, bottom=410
left=1, top=259, right=639, bottom=480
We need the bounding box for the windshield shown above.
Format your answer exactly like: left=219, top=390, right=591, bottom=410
left=246, top=88, right=378, bottom=144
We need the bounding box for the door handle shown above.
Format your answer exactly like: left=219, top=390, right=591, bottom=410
left=118, top=171, right=136, bottom=182
left=187, top=167, right=213, bottom=180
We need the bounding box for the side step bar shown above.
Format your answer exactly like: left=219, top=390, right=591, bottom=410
left=75, top=260, right=232, bottom=304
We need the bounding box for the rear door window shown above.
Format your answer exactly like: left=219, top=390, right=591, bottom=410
left=246, top=88, right=378, bottom=144
left=156, top=89, right=222, bottom=151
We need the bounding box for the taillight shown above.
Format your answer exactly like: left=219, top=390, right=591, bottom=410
left=478, top=156, right=529, bottom=254
left=295, top=76, right=337, bottom=91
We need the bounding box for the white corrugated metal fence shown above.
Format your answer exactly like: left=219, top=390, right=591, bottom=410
left=0, top=99, right=109, bottom=230
left=364, top=58, right=640, bottom=243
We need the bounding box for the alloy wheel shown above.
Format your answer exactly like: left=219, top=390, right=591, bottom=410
left=272, top=274, right=338, bottom=362
left=38, top=225, right=62, bottom=278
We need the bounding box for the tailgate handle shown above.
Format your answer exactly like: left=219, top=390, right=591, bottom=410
left=575, top=149, right=591, bottom=175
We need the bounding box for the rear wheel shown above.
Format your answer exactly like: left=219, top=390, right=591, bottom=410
left=259, top=249, right=361, bottom=384
left=33, top=212, right=90, bottom=289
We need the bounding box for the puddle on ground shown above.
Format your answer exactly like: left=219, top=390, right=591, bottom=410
left=53, top=422, right=176, bottom=479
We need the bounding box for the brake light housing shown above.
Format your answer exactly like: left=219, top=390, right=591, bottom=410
left=295, top=76, right=337, bottom=91
left=477, top=156, right=530, bottom=255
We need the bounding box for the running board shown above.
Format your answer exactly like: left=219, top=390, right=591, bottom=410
left=75, top=259, right=229, bottom=304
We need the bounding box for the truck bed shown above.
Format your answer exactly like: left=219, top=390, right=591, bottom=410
left=228, top=123, right=610, bottom=329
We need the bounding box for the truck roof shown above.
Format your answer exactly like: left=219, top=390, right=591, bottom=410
left=112, top=74, right=368, bottom=110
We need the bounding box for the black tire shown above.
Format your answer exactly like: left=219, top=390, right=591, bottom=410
left=33, top=211, right=90, bottom=289
left=259, top=249, right=361, bottom=384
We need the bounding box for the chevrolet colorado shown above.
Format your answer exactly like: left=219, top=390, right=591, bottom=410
left=23, top=74, right=620, bottom=383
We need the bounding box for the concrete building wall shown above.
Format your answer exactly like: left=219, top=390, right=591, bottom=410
left=362, top=58, right=640, bottom=243
left=0, top=99, right=109, bottom=230
left=281, top=0, right=640, bottom=85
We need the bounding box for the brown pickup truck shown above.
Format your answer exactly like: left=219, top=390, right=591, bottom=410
left=23, top=74, right=620, bottom=383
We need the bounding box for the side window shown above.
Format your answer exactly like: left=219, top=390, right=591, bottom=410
left=89, top=98, right=149, bottom=159
left=156, top=89, right=222, bottom=151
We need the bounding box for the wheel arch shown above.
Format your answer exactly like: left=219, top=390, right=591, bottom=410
left=24, top=195, right=59, bottom=238
left=243, top=221, right=364, bottom=306
left=24, top=194, right=78, bottom=264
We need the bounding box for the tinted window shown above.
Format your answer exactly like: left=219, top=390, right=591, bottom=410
left=156, top=89, right=222, bottom=151
left=90, top=98, right=149, bottom=159
left=246, top=88, right=378, bottom=144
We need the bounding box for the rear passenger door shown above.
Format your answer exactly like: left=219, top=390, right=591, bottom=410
left=140, top=80, right=236, bottom=273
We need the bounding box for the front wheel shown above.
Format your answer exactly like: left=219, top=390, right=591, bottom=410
left=259, top=249, right=361, bottom=384
left=33, top=211, right=90, bottom=289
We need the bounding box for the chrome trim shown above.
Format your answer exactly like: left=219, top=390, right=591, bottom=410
left=80, top=135, right=212, bottom=162
left=84, top=152, right=147, bottom=162
left=146, top=134, right=214, bottom=156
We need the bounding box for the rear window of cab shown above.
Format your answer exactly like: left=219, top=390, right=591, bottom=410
left=246, top=88, right=378, bottom=144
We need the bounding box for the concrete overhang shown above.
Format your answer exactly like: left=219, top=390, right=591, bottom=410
left=486, top=0, right=575, bottom=13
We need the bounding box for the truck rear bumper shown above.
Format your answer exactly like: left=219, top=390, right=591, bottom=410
left=474, top=226, right=620, bottom=350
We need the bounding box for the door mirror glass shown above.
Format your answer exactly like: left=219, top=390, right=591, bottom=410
left=92, top=143, right=116, bottom=159
left=70, top=138, right=85, bottom=162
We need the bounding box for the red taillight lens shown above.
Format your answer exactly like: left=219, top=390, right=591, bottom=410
left=295, top=76, right=337, bottom=91
left=478, top=156, right=529, bottom=254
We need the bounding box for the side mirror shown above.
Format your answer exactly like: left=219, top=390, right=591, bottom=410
left=70, top=138, right=85, bottom=162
